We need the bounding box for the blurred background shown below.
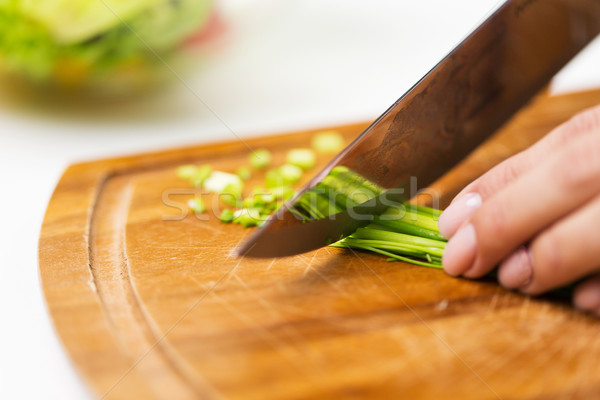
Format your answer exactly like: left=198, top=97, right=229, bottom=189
left=1, top=0, right=599, bottom=398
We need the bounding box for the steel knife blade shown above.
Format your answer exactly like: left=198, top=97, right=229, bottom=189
left=238, top=0, right=600, bottom=258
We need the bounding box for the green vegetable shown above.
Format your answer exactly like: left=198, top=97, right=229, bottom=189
left=233, top=208, right=264, bottom=228
left=249, top=149, right=272, bottom=170
left=187, top=197, right=206, bottom=214
left=375, top=206, right=444, bottom=240
left=219, top=209, right=235, bottom=223
left=174, top=156, right=442, bottom=269
left=236, top=166, right=251, bottom=181
left=291, top=165, right=446, bottom=267
left=270, top=185, right=295, bottom=201
left=331, top=206, right=446, bottom=268
left=329, top=166, right=384, bottom=196
left=176, top=164, right=213, bottom=187
left=311, top=131, right=345, bottom=154
left=203, top=171, right=242, bottom=193
left=174, top=157, right=448, bottom=269
left=192, top=165, right=213, bottom=187
left=265, top=164, right=303, bottom=188
left=0, top=0, right=213, bottom=84
left=295, top=191, right=342, bottom=220
left=319, top=174, right=378, bottom=208
left=280, top=164, right=303, bottom=183
left=249, top=188, right=275, bottom=205
left=286, top=148, right=316, bottom=171
left=176, top=164, right=197, bottom=180
left=175, top=160, right=295, bottom=228
left=220, top=182, right=244, bottom=207
left=239, top=187, right=291, bottom=217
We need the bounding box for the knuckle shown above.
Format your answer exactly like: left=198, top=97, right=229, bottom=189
left=498, top=157, right=523, bottom=187
left=530, top=230, right=564, bottom=289
left=551, top=105, right=600, bottom=148
left=480, top=199, right=509, bottom=242
left=567, top=105, right=600, bottom=135
left=478, top=157, right=524, bottom=198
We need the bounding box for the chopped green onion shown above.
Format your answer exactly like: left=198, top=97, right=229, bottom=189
left=219, top=209, right=235, bottom=223
left=295, top=190, right=342, bottom=220
left=280, top=164, right=303, bottom=182
left=176, top=153, right=447, bottom=270
left=311, top=131, right=345, bottom=154
left=242, top=196, right=257, bottom=209
left=329, top=166, right=385, bottom=196
left=236, top=166, right=252, bottom=181
left=265, top=169, right=282, bottom=189
left=375, top=205, right=443, bottom=240
left=249, top=149, right=272, bottom=170
left=265, top=164, right=303, bottom=188
left=319, top=174, right=378, bottom=208
left=286, top=148, right=316, bottom=170
left=176, top=164, right=197, bottom=180
left=221, top=182, right=244, bottom=207
left=192, top=165, right=213, bottom=187
left=250, top=188, right=276, bottom=204
left=233, top=208, right=264, bottom=228
left=288, top=166, right=447, bottom=267
left=269, top=185, right=295, bottom=201
left=176, top=164, right=213, bottom=187
left=187, top=197, right=206, bottom=214
left=203, top=171, right=242, bottom=193
left=257, top=218, right=270, bottom=228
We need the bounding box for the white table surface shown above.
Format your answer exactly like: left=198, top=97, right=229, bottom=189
left=1, top=1, right=599, bottom=398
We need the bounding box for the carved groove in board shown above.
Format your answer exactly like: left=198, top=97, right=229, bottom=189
left=88, top=174, right=208, bottom=399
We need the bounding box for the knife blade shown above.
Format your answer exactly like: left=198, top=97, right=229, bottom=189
left=238, top=0, right=600, bottom=258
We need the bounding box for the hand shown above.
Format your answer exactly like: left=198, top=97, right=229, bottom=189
left=438, top=104, right=600, bottom=315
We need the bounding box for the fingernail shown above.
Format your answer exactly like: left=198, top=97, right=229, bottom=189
left=498, top=247, right=533, bottom=289
left=442, top=224, right=477, bottom=277
left=574, top=282, right=600, bottom=312
left=438, top=193, right=482, bottom=239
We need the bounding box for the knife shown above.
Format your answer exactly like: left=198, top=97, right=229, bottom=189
left=238, top=0, right=600, bottom=258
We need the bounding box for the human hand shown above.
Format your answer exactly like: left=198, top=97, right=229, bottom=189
left=438, top=104, right=600, bottom=315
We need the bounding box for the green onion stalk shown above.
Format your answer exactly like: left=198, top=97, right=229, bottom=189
left=294, top=166, right=446, bottom=268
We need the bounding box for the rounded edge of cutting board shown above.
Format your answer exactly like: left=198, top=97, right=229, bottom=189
left=38, top=123, right=370, bottom=399
left=38, top=89, right=600, bottom=400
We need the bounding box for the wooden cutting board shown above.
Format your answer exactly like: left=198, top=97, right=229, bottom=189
left=40, top=89, right=600, bottom=400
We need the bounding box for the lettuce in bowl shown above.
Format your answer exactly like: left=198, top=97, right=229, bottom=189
left=0, top=0, right=213, bottom=88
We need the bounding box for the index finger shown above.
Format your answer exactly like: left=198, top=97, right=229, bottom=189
left=440, top=104, right=600, bottom=238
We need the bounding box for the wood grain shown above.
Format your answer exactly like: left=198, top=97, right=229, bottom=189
left=40, top=89, right=600, bottom=400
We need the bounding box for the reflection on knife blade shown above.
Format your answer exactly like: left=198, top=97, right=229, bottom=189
left=238, top=0, right=600, bottom=258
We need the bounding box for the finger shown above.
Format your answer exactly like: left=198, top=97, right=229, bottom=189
left=454, top=104, right=600, bottom=201
left=440, top=105, right=600, bottom=238
left=574, top=275, right=600, bottom=316
left=497, top=246, right=533, bottom=289
left=437, top=192, right=482, bottom=238
left=519, top=195, right=600, bottom=294
left=442, top=130, right=600, bottom=279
